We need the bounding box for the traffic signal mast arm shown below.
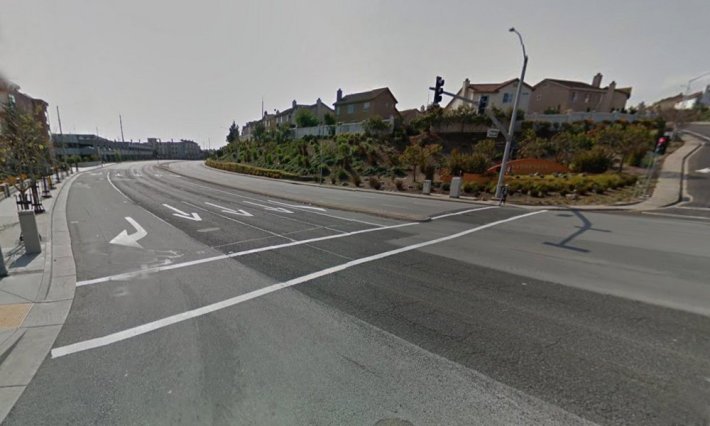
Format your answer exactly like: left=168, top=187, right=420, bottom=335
left=428, top=83, right=509, bottom=140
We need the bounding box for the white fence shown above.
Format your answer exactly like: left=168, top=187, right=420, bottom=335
left=525, top=112, right=643, bottom=123
left=293, top=118, right=395, bottom=139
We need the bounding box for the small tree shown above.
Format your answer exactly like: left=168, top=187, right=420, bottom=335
left=295, top=109, right=319, bottom=128
left=252, top=123, right=266, bottom=142
left=400, top=143, right=423, bottom=182
left=323, top=113, right=336, bottom=126
left=226, top=121, right=240, bottom=143
left=0, top=104, right=51, bottom=200
left=363, top=116, right=389, bottom=136
left=473, top=139, right=497, bottom=162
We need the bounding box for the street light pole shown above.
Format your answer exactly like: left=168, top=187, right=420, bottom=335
left=495, top=27, right=528, bottom=199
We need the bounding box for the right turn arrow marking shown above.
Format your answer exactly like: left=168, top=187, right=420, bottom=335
left=205, top=202, right=253, bottom=216
left=162, top=204, right=202, bottom=221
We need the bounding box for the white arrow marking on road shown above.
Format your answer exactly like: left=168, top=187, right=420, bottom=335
left=162, top=204, right=202, bottom=221
left=243, top=201, right=293, bottom=214
left=696, top=167, right=710, bottom=174
left=109, top=217, right=147, bottom=248
left=205, top=202, right=253, bottom=216
left=267, top=200, right=326, bottom=212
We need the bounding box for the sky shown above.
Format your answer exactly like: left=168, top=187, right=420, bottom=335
left=1, top=0, right=709, bottom=149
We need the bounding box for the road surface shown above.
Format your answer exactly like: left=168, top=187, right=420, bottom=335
left=6, top=161, right=710, bottom=425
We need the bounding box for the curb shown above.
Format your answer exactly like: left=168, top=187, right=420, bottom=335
left=0, top=169, right=84, bottom=422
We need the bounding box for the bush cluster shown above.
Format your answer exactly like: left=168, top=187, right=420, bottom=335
left=206, top=160, right=314, bottom=181
left=504, top=173, right=637, bottom=197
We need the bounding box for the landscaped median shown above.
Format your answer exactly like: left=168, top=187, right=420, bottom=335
left=205, top=159, right=316, bottom=181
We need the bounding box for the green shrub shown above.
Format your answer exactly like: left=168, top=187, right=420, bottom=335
left=571, top=148, right=612, bottom=173
left=205, top=160, right=313, bottom=181
left=442, top=182, right=450, bottom=191
left=351, top=173, right=362, bottom=187
left=368, top=176, right=382, bottom=190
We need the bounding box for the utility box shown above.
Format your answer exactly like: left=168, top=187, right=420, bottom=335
left=450, top=177, right=462, bottom=198
left=422, top=180, right=431, bottom=195
left=18, top=211, right=42, bottom=254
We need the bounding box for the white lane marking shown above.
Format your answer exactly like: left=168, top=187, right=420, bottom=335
left=158, top=177, right=385, bottom=226
left=76, top=221, right=419, bottom=287
left=675, top=206, right=710, bottom=212
left=54, top=210, right=547, bottom=358
left=162, top=204, right=202, bottom=221
left=205, top=202, right=253, bottom=217
left=641, top=212, right=710, bottom=221
left=197, top=227, right=220, bottom=233
left=183, top=201, right=294, bottom=242
left=243, top=200, right=293, bottom=213
left=696, top=167, right=710, bottom=174
left=107, top=172, right=130, bottom=201
left=430, top=206, right=498, bottom=220
left=267, top=200, right=326, bottom=212
left=109, top=217, right=148, bottom=249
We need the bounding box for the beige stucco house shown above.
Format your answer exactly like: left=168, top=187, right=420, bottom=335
left=528, top=73, right=632, bottom=114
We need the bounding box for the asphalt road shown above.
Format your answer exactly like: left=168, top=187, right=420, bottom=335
left=6, top=161, right=710, bottom=425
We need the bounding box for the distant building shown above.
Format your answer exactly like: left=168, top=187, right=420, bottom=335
left=528, top=73, right=632, bottom=114
left=445, top=78, right=532, bottom=114
left=148, top=138, right=203, bottom=160
left=650, top=93, right=684, bottom=112
left=333, top=87, right=400, bottom=123
left=52, top=134, right=153, bottom=161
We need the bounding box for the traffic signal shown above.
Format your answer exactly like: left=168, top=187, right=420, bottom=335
left=655, top=136, right=668, bottom=155
left=433, top=76, right=445, bottom=106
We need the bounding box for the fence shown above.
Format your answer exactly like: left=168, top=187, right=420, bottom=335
left=525, top=112, right=642, bottom=124
left=292, top=118, right=395, bottom=139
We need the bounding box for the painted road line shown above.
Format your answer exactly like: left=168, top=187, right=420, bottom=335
left=107, top=172, right=130, bottom=201
left=162, top=204, right=202, bottom=221
left=109, top=217, right=148, bottom=249
left=205, top=202, right=253, bottom=217
left=642, top=212, right=710, bottom=221
left=430, top=206, right=498, bottom=220
left=76, top=221, right=419, bottom=287
left=243, top=200, right=293, bottom=214
left=675, top=206, right=710, bottom=212
left=267, top=200, right=327, bottom=212
left=184, top=201, right=295, bottom=242
left=157, top=175, right=386, bottom=227
left=53, top=210, right=547, bottom=358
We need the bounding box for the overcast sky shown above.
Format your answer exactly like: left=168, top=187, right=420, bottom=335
left=2, top=0, right=709, bottom=148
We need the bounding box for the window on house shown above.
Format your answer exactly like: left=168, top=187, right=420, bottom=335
left=347, top=104, right=354, bottom=114
left=503, top=93, right=511, bottom=103
left=584, top=94, right=590, bottom=103
left=536, top=94, right=542, bottom=101
left=571, top=92, right=577, bottom=102
left=363, top=102, right=370, bottom=110
left=336, top=106, right=340, bottom=115
left=8, top=94, right=15, bottom=105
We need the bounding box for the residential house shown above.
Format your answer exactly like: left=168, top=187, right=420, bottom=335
left=650, top=93, right=685, bottom=112
left=274, top=98, right=334, bottom=127
left=445, top=78, right=532, bottom=114
left=0, top=77, right=50, bottom=139
left=399, top=108, right=424, bottom=125
left=528, top=73, right=632, bottom=114
left=333, top=87, right=400, bottom=123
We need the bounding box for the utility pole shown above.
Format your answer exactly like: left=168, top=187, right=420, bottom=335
left=119, top=114, right=125, bottom=143
left=495, top=27, right=528, bottom=199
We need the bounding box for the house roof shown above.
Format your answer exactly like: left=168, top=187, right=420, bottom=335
left=468, top=78, right=532, bottom=93
left=334, top=87, right=397, bottom=105
left=537, top=78, right=633, bottom=98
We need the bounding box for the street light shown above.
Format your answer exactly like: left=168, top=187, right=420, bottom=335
left=495, top=27, right=528, bottom=199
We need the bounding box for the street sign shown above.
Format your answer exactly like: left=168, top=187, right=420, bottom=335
left=487, top=128, right=500, bottom=138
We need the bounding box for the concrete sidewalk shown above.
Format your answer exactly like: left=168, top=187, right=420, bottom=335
left=0, top=165, right=102, bottom=421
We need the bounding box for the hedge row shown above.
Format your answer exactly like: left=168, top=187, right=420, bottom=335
left=462, top=173, right=637, bottom=197
left=206, top=160, right=315, bottom=181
